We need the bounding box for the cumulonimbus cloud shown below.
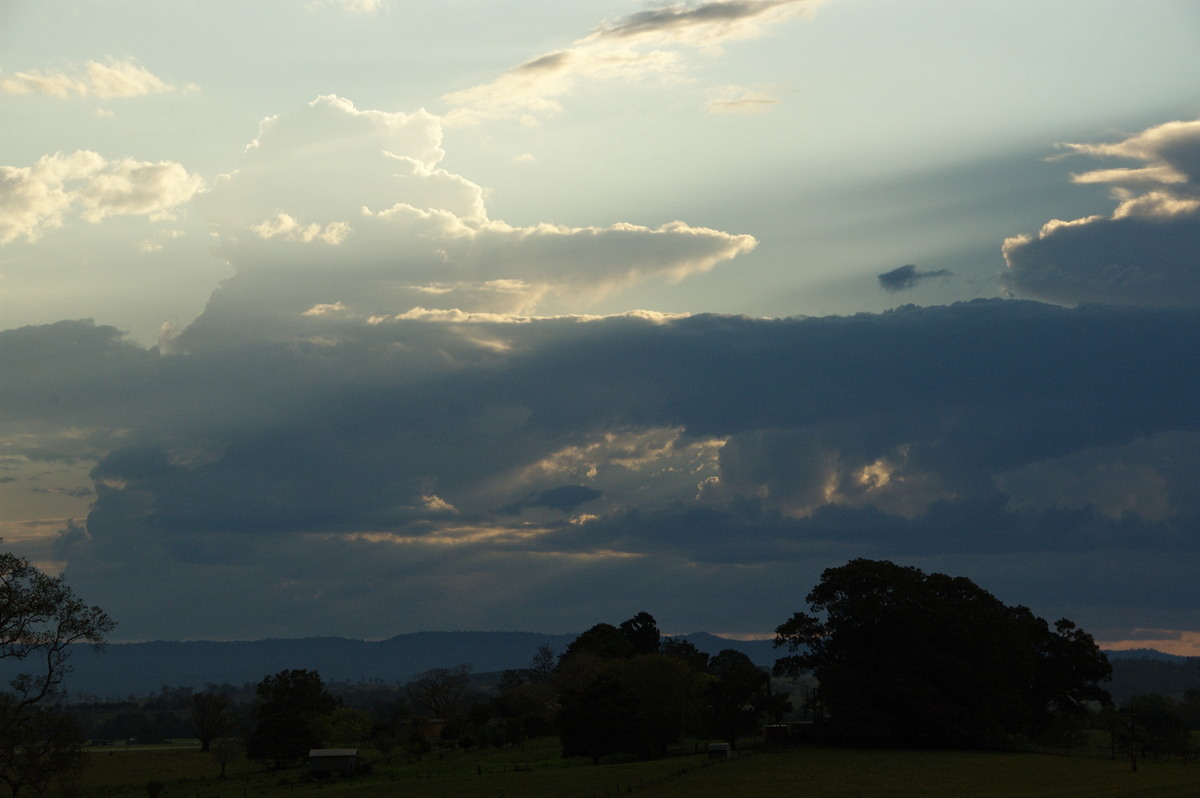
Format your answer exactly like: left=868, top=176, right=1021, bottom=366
left=9, top=300, right=1200, bottom=641
left=0, top=58, right=175, bottom=98
left=1002, top=118, right=1200, bottom=306
left=0, top=151, right=204, bottom=245
left=442, top=0, right=823, bottom=125
left=192, top=95, right=756, bottom=331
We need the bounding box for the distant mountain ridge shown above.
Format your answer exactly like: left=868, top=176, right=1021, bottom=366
left=43, top=631, right=777, bottom=699
left=1103, top=647, right=1191, bottom=663
left=12, top=632, right=1181, bottom=700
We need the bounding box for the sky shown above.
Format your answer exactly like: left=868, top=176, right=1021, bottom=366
left=3, top=0, right=1200, bottom=654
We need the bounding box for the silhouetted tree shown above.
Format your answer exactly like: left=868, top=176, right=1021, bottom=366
left=528, top=644, right=557, bottom=683
left=619, top=612, right=661, bottom=656
left=245, top=670, right=338, bottom=770
left=0, top=546, right=115, bottom=796
left=407, top=664, right=472, bottom=721
left=210, top=737, right=242, bottom=779
left=557, top=613, right=705, bottom=762
left=495, top=681, right=558, bottom=739
left=774, top=559, right=1111, bottom=747
left=563, top=624, right=634, bottom=661
left=660, top=638, right=710, bottom=671
left=559, top=654, right=698, bottom=763
left=1122, top=694, right=1192, bottom=759
left=498, top=643, right=559, bottom=694
left=558, top=670, right=630, bottom=764
left=0, top=707, right=85, bottom=798
left=495, top=644, right=562, bottom=740
left=1178, top=689, right=1200, bottom=730
left=190, top=691, right=234, bottom=753
left=706, top=649, right=771, bottom=747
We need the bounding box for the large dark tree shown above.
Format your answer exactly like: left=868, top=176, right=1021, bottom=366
left=563, top=612, right=662, bottom=663
left=773, top=559, right=1111, bottom=747
left=557, top=670, right=632, bottom=764
left=558, top=654, right=698, bottom=763
left=562, top=623, right=635, bottom=661
left=705, top=649, right=773, bottom=747
left=0, top=706, right=85, bottom=798
left=189, top=691, right=234, bottom=753
left=660, top=638, right=709, bottom=671
left=0, top=547, right=115, bottom=796
left=618, top=612, right=661, bottom=656
left=556, top=612, right=705, bottom=762
left=527, top=644, right=557, bottom=684
left=245, top=670, right=338, bottom=770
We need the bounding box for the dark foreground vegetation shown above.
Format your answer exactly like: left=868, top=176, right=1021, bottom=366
left=69, top=736, right=1200, bottom=798
left=5, top=545, right=1200, bottom=797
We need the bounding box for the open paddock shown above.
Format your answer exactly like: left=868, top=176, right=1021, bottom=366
left=70, top=738, right=1200, bottom=798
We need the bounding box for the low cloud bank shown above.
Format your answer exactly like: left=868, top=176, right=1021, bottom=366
left=3, top=299, right=1198, bottom=641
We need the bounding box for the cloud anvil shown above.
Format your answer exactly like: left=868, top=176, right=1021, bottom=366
left=2, top=0, right=1200, bottom=652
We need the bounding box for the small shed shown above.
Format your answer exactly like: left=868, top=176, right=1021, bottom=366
left=308, top=749, right=358, bottom=778
left=706, top=742, right=731, bottom=760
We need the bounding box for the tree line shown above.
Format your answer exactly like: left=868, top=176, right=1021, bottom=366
left=5, top=544, right=1200, bottom=795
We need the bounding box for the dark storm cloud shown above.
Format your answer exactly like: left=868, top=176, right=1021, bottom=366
left=1003, top=216, right=1200, bottom=306
left=0, top=320, right=155, bottom=424
left=536, top=492, right=1200, bottom=563
left=7, top=298, right=1200, bottom=639
left=502, top=485, right=603, bottom=515
left=877, top=264, right=952, bottom=293
left=20, top=301, right=1200, bottom=524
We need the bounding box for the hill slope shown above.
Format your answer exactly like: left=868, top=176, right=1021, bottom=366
left=46, top=631, right=777, bottom=698
left=21, top=632, right=1179, bottom=700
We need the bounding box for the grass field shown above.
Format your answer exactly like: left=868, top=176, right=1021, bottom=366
left=70, top=739, right=1200, bottom=798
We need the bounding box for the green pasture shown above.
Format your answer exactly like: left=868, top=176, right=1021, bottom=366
left=71, top=739, right=1200, bottom=798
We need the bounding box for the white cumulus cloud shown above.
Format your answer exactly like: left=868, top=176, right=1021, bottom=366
left=251, top=213, right=353, bottom=244
left=0, top=58, right=175, bottom=98
left=0, top=152, right=204, bottom=245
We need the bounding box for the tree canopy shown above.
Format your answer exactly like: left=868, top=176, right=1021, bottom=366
left=773, top=558, right=1111, bottom=747
left=0, top=546, right=115, bottom=796
left=705, top=649, right=775, bottom=747
left=556, top=612, right=713, bottom=762
left=245, top=669, right=339, bottom=769
left=554, top=611, right=791, bottom=761
left=407, top=664, right=472, bottom=721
